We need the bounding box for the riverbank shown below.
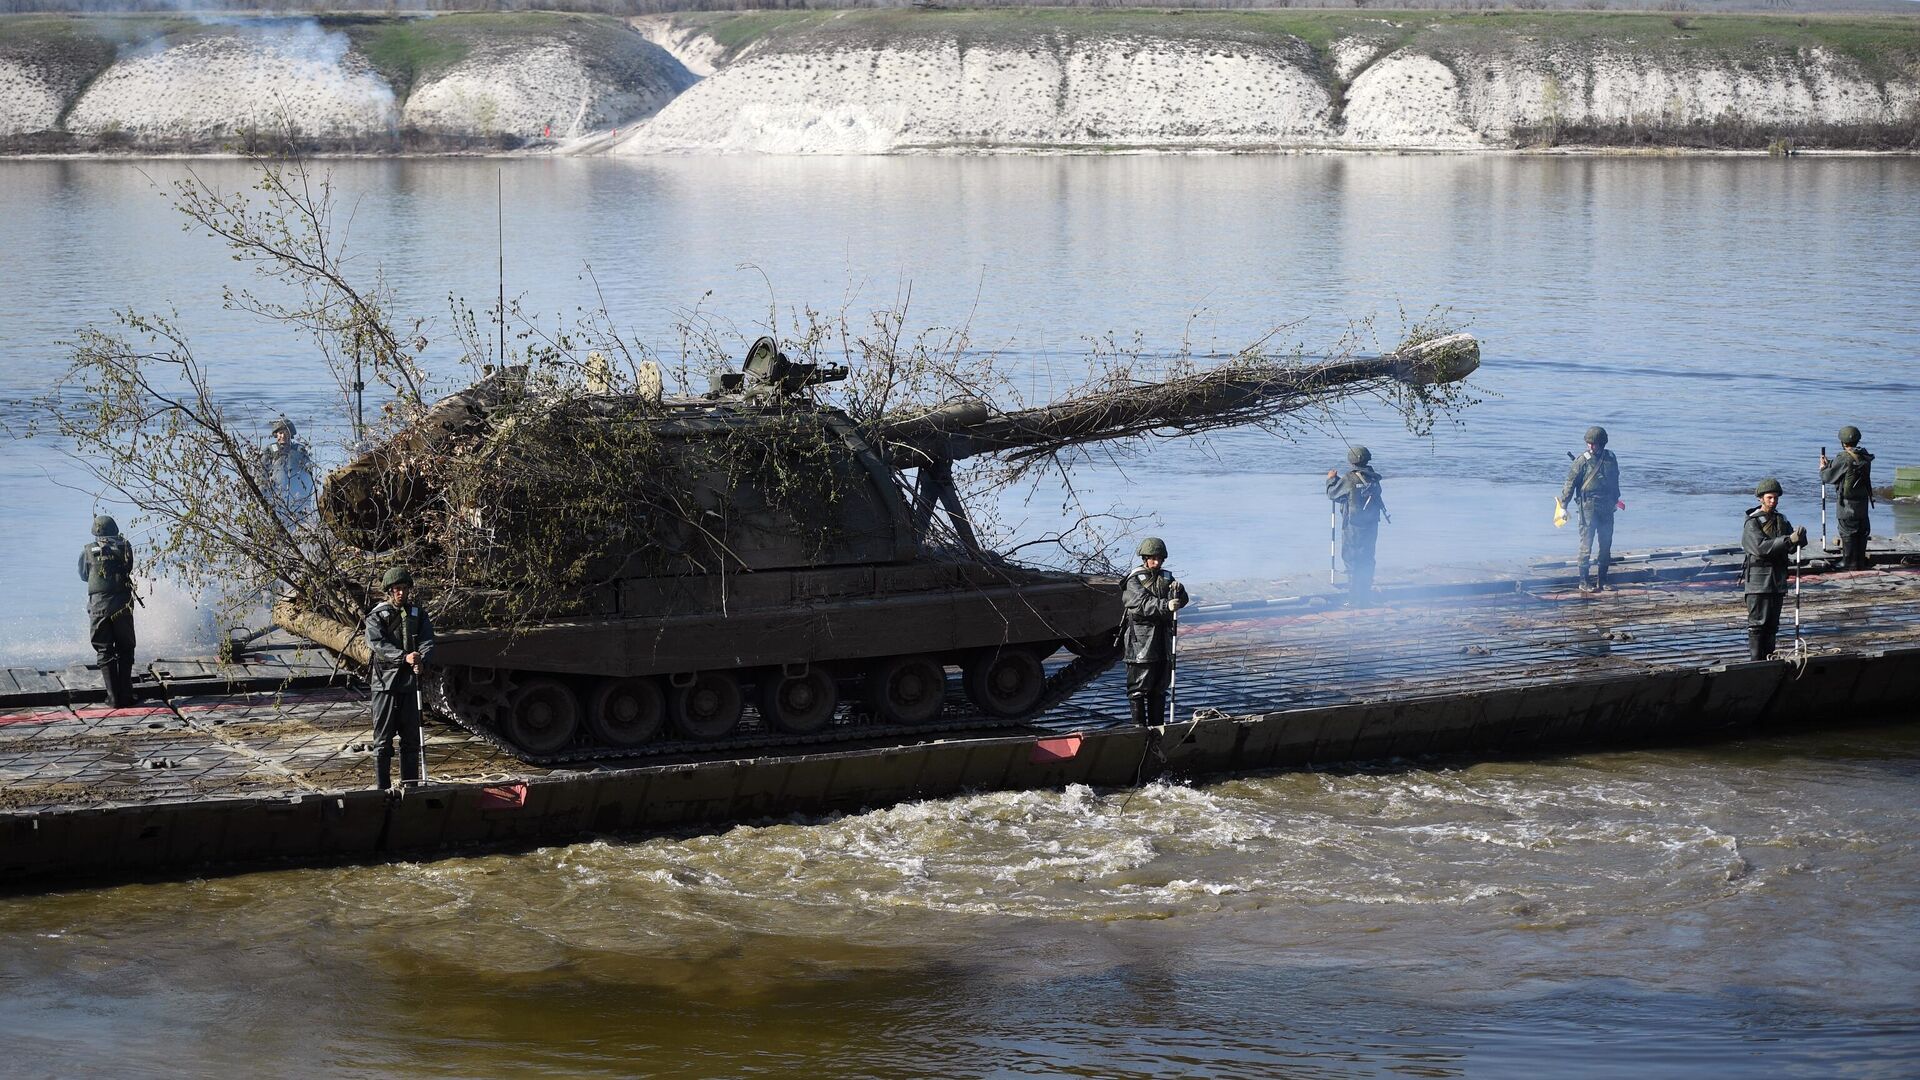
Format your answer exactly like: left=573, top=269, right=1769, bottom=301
left=3, top=10, right=1915, bottom=155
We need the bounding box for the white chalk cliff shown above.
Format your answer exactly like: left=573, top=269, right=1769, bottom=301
left=0, top=17, right=691, bottom=147
left=609, top=26, right=1919, bottom=154
left=3, top=15, right=1915, bottom=152
left=404, top=39, right=695, bottom=139
left=64, top=33, right=397, bottom=142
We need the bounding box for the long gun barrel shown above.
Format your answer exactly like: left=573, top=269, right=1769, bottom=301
left=868, top=333, right=1479, bottom=468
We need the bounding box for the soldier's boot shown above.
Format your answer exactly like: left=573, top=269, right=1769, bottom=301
left=1760, top=628, right=1780, bottom=660
left=1747, top=630, right=1767, bottom=662
left=1148, top=692, right=1168, bottom=731
left=1129, top=697, right=1149, bottom=730
left=400, top=735, right=424, bottom=786
left=375, top=744, right=394, bottom=791
left=114, top=660, right=139, bottom=705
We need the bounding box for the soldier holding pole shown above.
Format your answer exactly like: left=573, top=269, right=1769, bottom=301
left=1122, top=538, right=1188, bottom=734
left=366, top=567, right=436, bottom=791
left=1819, top=426, right=1875, bottom=571
left=1327, top=446, right=1387, bottom=606
left=1742, top=479, right=1808, bottom=661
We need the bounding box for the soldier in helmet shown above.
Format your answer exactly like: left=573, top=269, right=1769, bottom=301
left=264, top=417, right=317, bottom=524
left=78, top=515, right=139, bottom=707
left=1559, top=426, right=1624, bottom=592
left=1819, top=426, right=1875, bottom=571
left=1121, top=537, right=1188, bottom=733
left=1326, top=445, right=1386, bottom=606
left=365, top=567, right=436, bottom=791
left=1742, top=479, right=1808, bottom=661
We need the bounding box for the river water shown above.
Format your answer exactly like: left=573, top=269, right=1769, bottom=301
left=1, top=155, right=1918, bottom=1072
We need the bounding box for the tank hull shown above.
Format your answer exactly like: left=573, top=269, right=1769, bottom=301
left=433, top=569, right=1120, bottom=677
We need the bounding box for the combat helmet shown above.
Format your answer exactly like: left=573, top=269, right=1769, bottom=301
left=91, top=515, right=119, bottom=536
left=381, top=566, right=414, bottom=589
left=271, top=417, right=296, bottom=438
left=1838, top=425, right=1861, bottom=447
left=1136, top=537, right=1169, bottom=560
left=1584, top=426, right=1609, bottom=447
left=1754, top=478, right=1783, bottom=497
left=1347, top=445, right=1371, bottom=466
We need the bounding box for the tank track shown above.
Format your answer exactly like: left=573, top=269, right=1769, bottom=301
left=425, top=646, right=1121, bottom=768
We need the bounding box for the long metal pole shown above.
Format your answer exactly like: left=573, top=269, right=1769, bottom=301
left=1330, top=501, right=1338, bottom=587
left=498, top=170, right=506, bottom=365
left=1819, top=446, right=1828, bottom=552
left=417, top=683, right=431, bottom=784
left=1792, top=542, right=1803, bottom=660
left=1165, top=613, right=1178, bottom=730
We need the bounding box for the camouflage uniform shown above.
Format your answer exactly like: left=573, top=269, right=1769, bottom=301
left=1820, top=428, right=1874, bottom=571
left=1560, top=427, right=1621, bottom=589
left=77, top=515, right=138, bottom=707
left=366, top=569, right=436, bottom=789
left=1742, top=480, right=1806, bottom=661
left=1121, top=538, right=1188, bottom=730
left=264, top=418, right=318, bottom=524
left=1327, top=446, right=1386, bottom=605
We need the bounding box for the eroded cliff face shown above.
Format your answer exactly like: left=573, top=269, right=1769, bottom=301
left=623, top=36, right=1333, bottom=154
left=0, top=14, right=691, bottom=149
left=2, top=12, right=1915, bottom=153
left=403, top=37, right=695, bottom=139
left=63, top=33, right=397, bottom=143
left=612, top=19, right=1918, bottom=154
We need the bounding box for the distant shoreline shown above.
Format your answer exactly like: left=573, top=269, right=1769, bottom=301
left=4, top=10, right=1916, bottom=156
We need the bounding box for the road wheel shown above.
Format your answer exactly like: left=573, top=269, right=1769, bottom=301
left=670, top=671, right=744, bottom=741
left=759, top=669, right=839, bottom=734
left=504, top=677, right=580, bottom=755
left=863, top=654, right=947, bottom=725
left=587, top=676, right=665, bottom=748
left=963, top=647, right=1046, bottom=719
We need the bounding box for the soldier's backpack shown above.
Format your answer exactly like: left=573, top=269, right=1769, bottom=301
left=1349, top=471, right=1385, bottom=518
left=1836, top=449, right=1874, bottom=503
left=87, top=537, right=133, bottom=592
left=1576, top=450, right=1620, bottom=503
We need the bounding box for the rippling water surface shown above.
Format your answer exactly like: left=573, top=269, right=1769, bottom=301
left=3, top=725, right=1917, bottom=1074
left=2, top=156, right=1918, bottom=661
left=2, top=156, right=1918, bottom=1072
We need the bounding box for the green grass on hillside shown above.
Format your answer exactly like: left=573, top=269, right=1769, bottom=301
left=671, top=9, right=1920, bottom=83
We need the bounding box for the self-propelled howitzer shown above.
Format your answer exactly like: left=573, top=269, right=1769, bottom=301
left=278, top=333, right=1479, bottom=763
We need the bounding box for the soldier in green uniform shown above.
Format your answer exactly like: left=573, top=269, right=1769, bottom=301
left=1560, top=426, right=1623, bottom=592
left=1121, top=537, right=1188, bottom=733
left=1819, top=426, right=1875, bottom=571
left=77, top=515, right=139, bottom=707
left=1742, top=478, right=1808, bottom=661
left=1326, top=445, right=1386, bottom=606
left=366, top=567, right=436, bottom=790
left=264, top=417, right=317, bottom=524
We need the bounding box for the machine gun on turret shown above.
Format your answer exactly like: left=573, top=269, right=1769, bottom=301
left=711, top=335, right=849, bottom=402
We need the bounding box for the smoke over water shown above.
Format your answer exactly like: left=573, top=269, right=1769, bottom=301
left=0, top=573, right=232, bottom=671
left=74, top=12, right=399, bottom=138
